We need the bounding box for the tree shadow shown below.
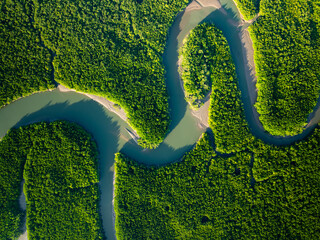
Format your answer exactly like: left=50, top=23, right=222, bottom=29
left=121, top=138, right=194, bottom=166
left=13, top=99, right=121, bottom=240
left=220, top=0, right=242, bottom=22
left=162, top=6, right=227, bottom=140
left=7, top=95, right=200, bottom=239
left=202, top=10, right=318, bottom=146
left=163, top=10, right=189, bottom=136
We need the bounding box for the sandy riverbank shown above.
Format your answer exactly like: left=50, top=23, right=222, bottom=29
left=57, top=84, right=141, bottom=140
left=176, top=0, right=227, bottom=129
left=57, top=85, right=128, bottom=122
left=176, top=0, right=234, bottom=129
left=18, top=180, right=27, bottom=240
left=57, top=85, right=143, bottom=141
left=177, top=0, right=261, bottom=130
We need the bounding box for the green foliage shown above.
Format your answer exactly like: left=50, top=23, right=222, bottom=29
left=26, top=185, right=103, bottom=240
left=233, top=0, right=261, bottom=20
left=0, top=121, right=104, bottom=239
left=0, top=0, right=54, bottom=107
left=206, top=25, right=254, bottom=153
left=116, top=133, right=251, bottom=240
left=180, top=23, right=254, bottom=153
left=115, top=126, right=320, bottom=239
left=249, top=129, right=320, bottom=239
left=23, top=122, right=99, bottom=189
left=115, top=17, right=320, bottom=235
left=1, top=0, right=190, bottom=148
left=180, top=23, right=214, bottom=108
left=251, top=127, right=320, bottom=182
left=251, top=0, right=320, bottom=136
left=31, top=0, right=189, bottom=148
left=0, top=206, right=24, bottom=240
left=0, top=126, right=31, bottom=240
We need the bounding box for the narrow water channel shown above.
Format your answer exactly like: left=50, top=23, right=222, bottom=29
left=1, top=0, right=319, bottom=240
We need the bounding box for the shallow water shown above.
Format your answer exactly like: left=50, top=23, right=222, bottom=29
left=1, top=0, right=318, bottom=240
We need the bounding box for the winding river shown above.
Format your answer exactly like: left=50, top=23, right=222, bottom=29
left=1, top=0, right=320, bottom=239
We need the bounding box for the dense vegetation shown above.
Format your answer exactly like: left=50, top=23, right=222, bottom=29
left=250, top=0, right=320, bottom=136
left=180, top=23, right=254, bottom=153
left=0, top=126, right=27, bottom=239
left=115, top=127, right=320, bottom=239
left=233, top=0, right=260, bottom=20
left=251, top=133, right=320, bottom=238
left=0, top=121, right=104, bottom=239
left=0, top=0, right=54, bottom=107
left=1, top=0, right=191, bottom=148
left=179, top=24, right=213, bottom=108
left=114, top=17, right=320, bottom=238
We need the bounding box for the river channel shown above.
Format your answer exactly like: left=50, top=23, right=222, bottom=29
left=1, top=0, right=319, bottom=239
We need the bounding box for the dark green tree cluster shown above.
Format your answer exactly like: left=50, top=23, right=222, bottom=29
left=26, top=185, right=104, bottom=240
left=181, top=23, right=254, bottom=153
left=0, top=127, right=30, bottom=239
left=1, top=0, right=190, bottom=148
left=251, top=0, right=320, bottom=136
left=179, top=23, right=214, bottom=109
left=206, top=24, right=254, bottom=153
left=32, top=0, right=189, bottom=148
left=115, top=134, right=253, bottom=239
left=233, top=0, right=261, bottom=20
left=114, top=16, right=320, bottom=236
left=114, top=126, right=320, bottom=239
left=0, top=0, right=54, bottom=107
left=0, top=121, right=104, bottom=240
left=249, top=129, right=320, bottom=238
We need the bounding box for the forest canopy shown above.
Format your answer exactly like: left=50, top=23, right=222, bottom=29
left=180, top=23, right=254, bottom=153
left=114, top=15, right=320, bottom=238
left=0, top=0, right=191, bottom=148
left=0, top=0, right=54, bottom=107
left=1, top=0, right=320, bottom=239
left=233, top=0, right=261, bottom=20
left=115, top=127, right=320, bottom=239
left=250, top=0, right=320, bottom=136
left=0, top=121, right=104, bottom=239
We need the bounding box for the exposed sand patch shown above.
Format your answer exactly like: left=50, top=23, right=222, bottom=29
left=18, top=231, right=28, bottom=240
left=18, top=180, right=27, bottom=240
left=177, top=0, right=232, bottom=130
left=178, top=0, right=263, bottom=131
left=184, top=0, right=225, bottom=14
left=191, top=100, right=210, bottom=128
left=178, top=53, right=210, bottom=129
left=196, top=0, right=222, bottom=8
left=183, top=0, right=223, bottom=13
left=58, top=84, right=140, bottom=142
left=57, top=84, right=128, bottom=122
left=239, top=30, right=257, bottom=103
left=238, top=27, right=265, bottom=129
left=178, top=55, right=210, bottom=128
left=57, top=84, right=143, bottom=143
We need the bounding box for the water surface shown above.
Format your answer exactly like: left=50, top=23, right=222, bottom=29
left=1, top=1, right=319, bottom=239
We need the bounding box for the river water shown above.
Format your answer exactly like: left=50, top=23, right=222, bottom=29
left=1, top=0, right=319, bottom=240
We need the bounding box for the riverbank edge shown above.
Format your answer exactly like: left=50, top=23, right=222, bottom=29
left=1, top=0, right=319, bottom=239
left=174, top=0, right=228, bottom=129
left=57, top=84, right=141, bottom=141
left=176, top=0, right=250, bottom=130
